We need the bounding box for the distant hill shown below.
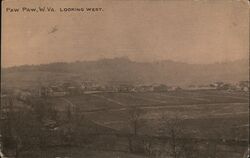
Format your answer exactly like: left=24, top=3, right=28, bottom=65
left=1, top=57, right=249, bottom=88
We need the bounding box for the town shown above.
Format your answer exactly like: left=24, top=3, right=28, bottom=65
left=3, top=80, right=248, bottom=100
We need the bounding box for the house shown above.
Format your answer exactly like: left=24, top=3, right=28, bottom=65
left=239, top=81, right=249, bottom=92
left=51, top=91, right=67, bottom=97
left=104, top=85, right=119, bottom=92
left=39, top=86, right=53, bottom=97
left=81, top=81, right=101, bottom=91
left=19, top=91, right=32, bottom=101
left=67, top=86, right=83, bottom=95
left=105, top=81, right=135, bottom=92
left=39, top=86, right=67, bottom=97
left=153, top=84, right=170, bottom=92
left=43, top=119, right=58, bottom=130
left=210, top=82, right=236, bottom=90
left=135, top=85, right=154, bottom=92
left=117, top=84, right=134, bottom=92
left=168, top=86, right=182, bottom=91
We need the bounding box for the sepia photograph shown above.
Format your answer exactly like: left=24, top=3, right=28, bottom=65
left=1, top=0, right=249, bottom=158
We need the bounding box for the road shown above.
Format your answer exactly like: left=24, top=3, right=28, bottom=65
left=92, top=94, right=127, bottom=106
left=78, top=102, right=248, bottom=113
left=182, top=91, right=249, bottom=101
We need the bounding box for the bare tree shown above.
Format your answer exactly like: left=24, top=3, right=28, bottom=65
left=127, top=106, right=145, bottom=153
left=160, top=117, right=183, bottom=158
left=158, top=115, right=199, bottom=158
left=142, top=136, right=155, bottom=157
left=128, top=106, right=144, bottom=136
left=2, top=97, right=40, bottom=158
left=180, top=138, right=199, bottom=158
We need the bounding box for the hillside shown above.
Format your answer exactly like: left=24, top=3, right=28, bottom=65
left=1, top=57, right=249, bottom=88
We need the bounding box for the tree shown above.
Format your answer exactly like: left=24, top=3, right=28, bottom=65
left=1, top=96, right=16, bottom=156
left=142, top=136, right=155, bottom=157
left=128, top=106, right=144, bottom=136
left=160, top=117, right=183, bottom=158
left=1, top=97, right=43, bottom=158
left=158, top=115, right=199, bottom=158
left=127, top=106, right=145, bottom=153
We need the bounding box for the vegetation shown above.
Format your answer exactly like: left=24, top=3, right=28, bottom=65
left=0, top=90, right=248, bottom=158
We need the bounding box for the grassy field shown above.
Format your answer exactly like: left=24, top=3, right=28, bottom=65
left=48, top=90, right=249, bottom=140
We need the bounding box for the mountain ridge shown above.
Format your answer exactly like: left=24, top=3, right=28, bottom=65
left=2, top=57, right=249, bottom=87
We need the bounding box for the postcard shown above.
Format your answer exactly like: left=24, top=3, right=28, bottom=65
left=1, top=0, right=249, bottom=157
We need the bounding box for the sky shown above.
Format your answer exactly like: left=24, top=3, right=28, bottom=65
left=2, top=0, right=249, bottom=67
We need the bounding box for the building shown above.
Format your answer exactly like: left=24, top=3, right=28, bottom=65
left=239, top=81, right=249, bottom=92
left=135, top=85, right=154, bottom=92
left=153, top=84, right=170, bottom=92
left=81, top=81, right=101, bottom=91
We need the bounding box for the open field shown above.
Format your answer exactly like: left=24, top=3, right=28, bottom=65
left=48, top=90, right=249, bottom=140
left=62, top=90, right=249, bottom=109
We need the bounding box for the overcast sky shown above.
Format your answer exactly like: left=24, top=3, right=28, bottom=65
left=2, top=0, right=249, bottom=67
